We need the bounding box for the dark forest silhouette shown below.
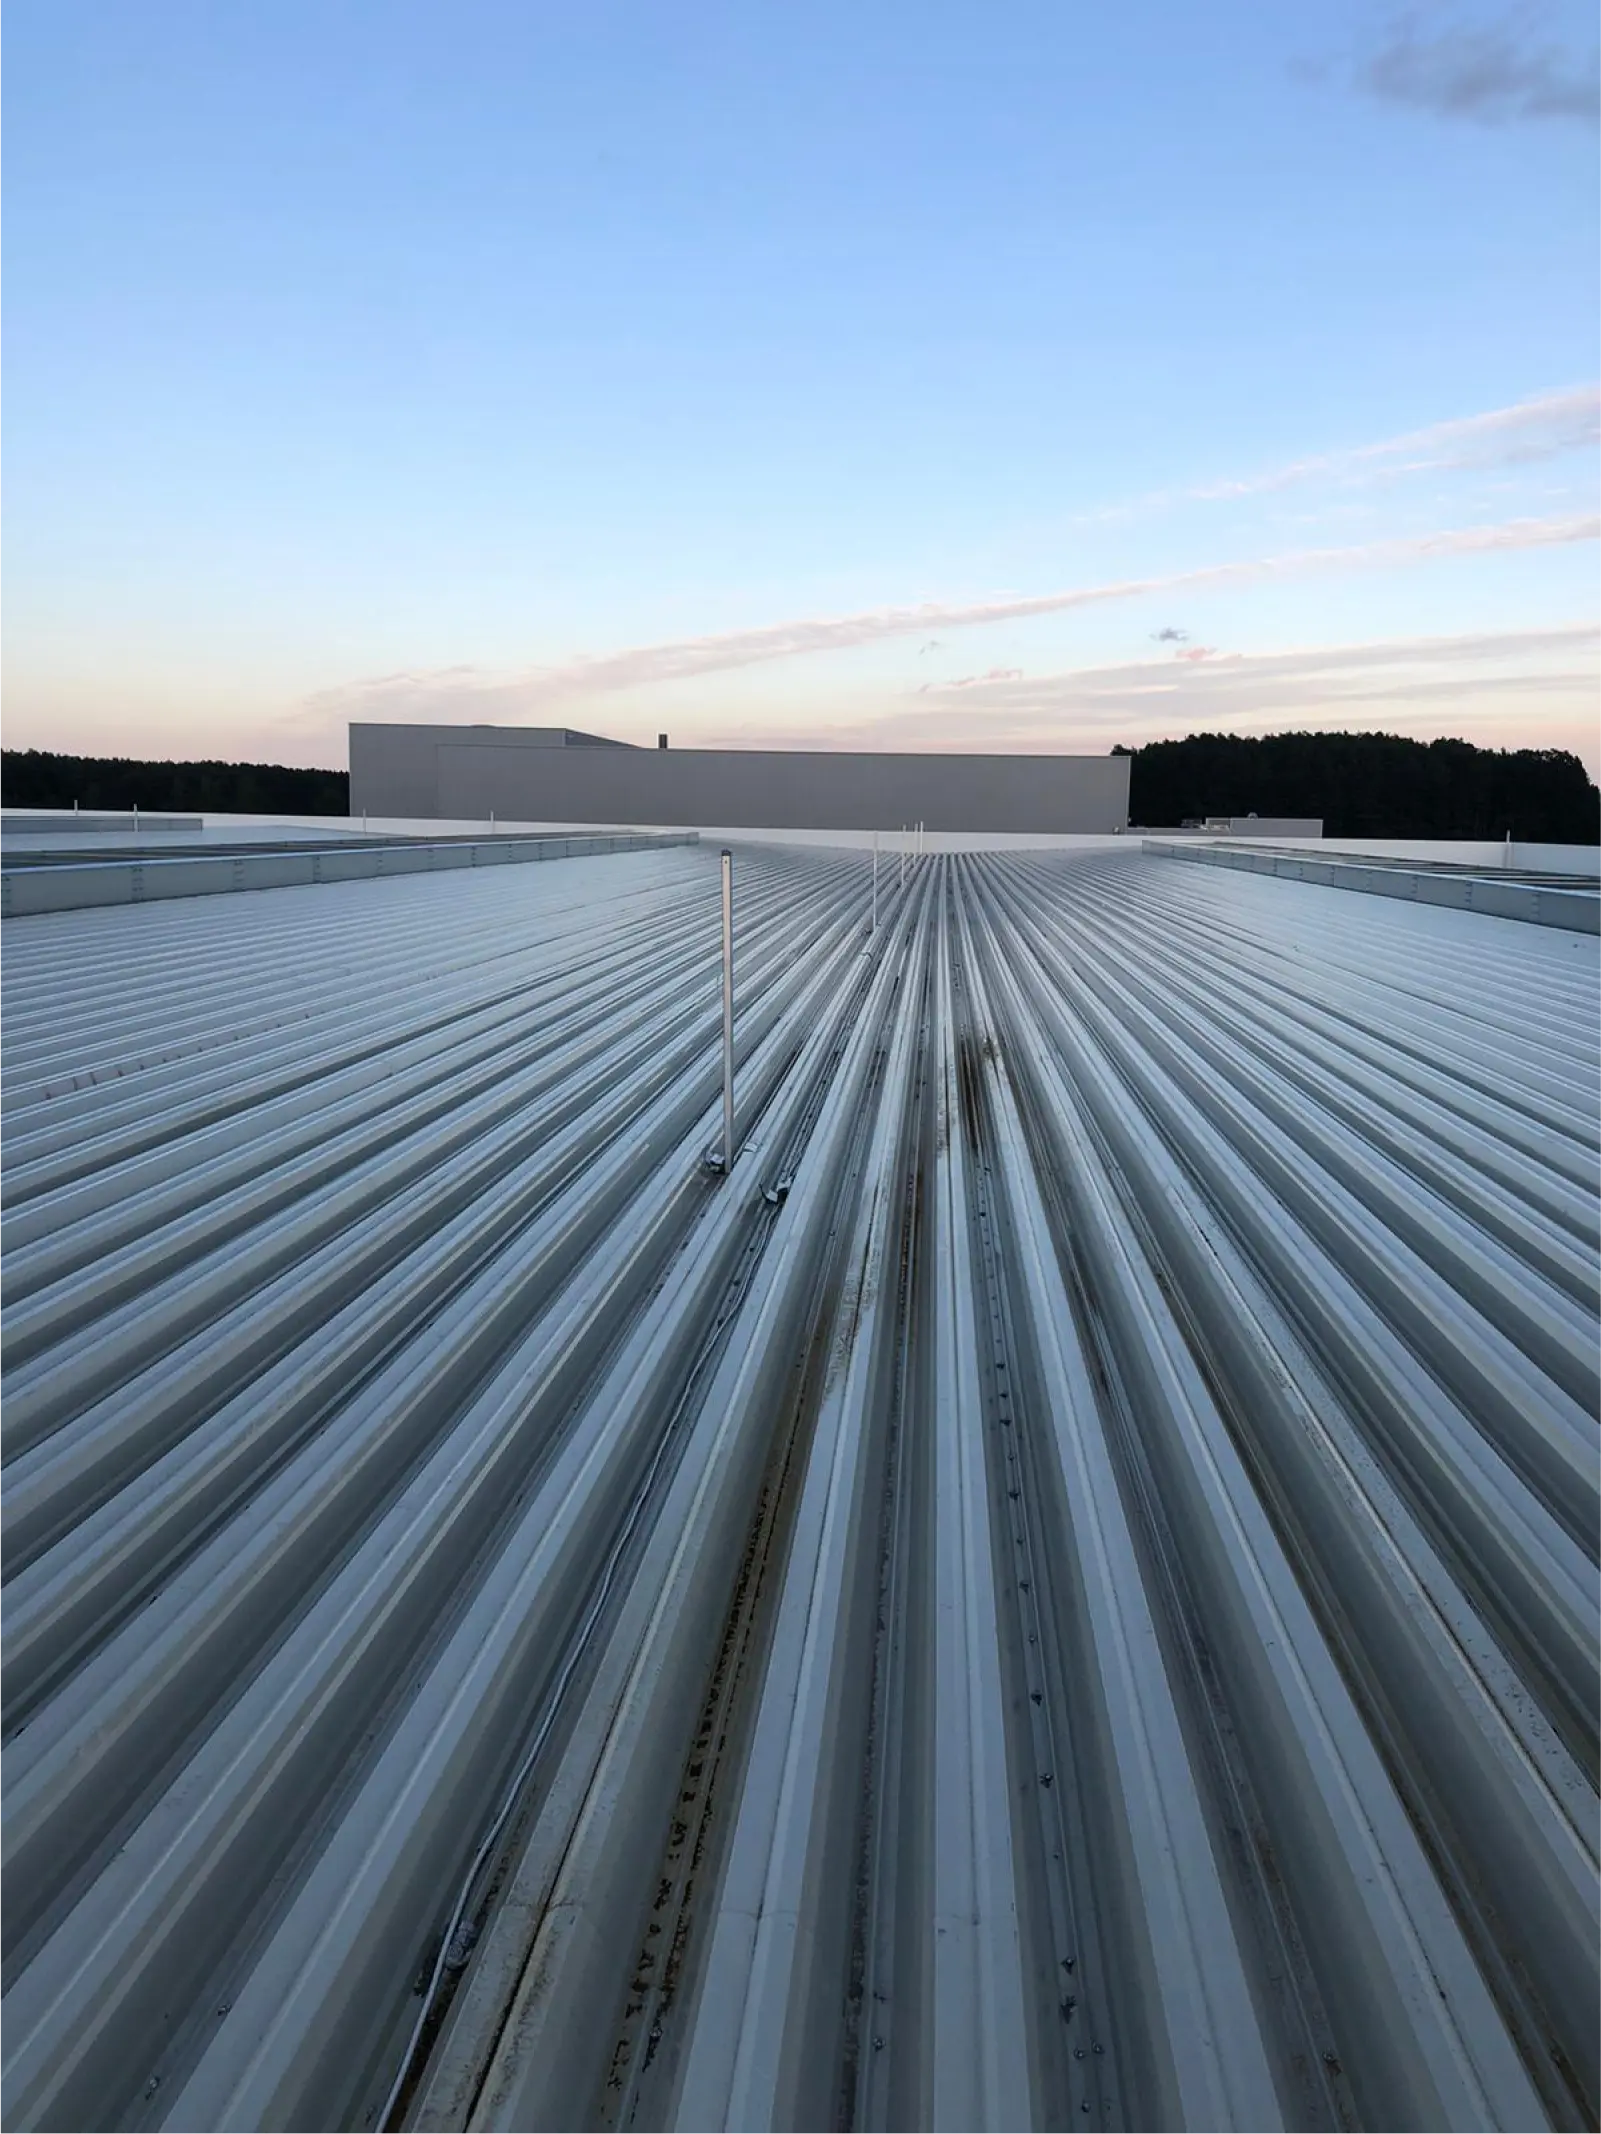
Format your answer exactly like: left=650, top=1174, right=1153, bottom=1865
left=1122, top=731, right=1597, bottom=841
left=2, top=750, right=349, bottom=817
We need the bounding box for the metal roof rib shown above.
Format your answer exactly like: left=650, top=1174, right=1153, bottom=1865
left=1, top=839, right=1596, bottom=2133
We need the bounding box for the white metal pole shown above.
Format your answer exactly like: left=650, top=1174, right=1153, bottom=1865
left=871, top=831, right=879, bottom=933
left=721, top=849, right=735, bottom=1175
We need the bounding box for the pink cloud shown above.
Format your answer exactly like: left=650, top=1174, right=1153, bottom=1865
left=948, top=667, right=1025, bottom=688
left=287, top=510, right=1600, bottom=742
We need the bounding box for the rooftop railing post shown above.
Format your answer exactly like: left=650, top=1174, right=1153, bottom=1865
left=871, top=830, right=879, bottom=934
left=721, top=848, right=735, bottom=1176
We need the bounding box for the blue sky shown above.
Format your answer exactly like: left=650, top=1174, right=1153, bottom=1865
left=5, top=0, right=1599, bottom=770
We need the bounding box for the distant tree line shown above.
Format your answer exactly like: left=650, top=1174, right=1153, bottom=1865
left=1, top=750, right=349, bottom=816
left=1120, top=731, right=1600, bottom=843
left=5, top=733, right=1597, bottom=842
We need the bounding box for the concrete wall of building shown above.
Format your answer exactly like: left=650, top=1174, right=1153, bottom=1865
left=349, top=723, right=1132, bottom=833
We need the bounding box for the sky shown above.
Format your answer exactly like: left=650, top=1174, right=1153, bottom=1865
left=5, top=0, right=1599, bottom=774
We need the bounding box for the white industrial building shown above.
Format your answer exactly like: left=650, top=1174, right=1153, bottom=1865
left=348, top=719, right=1134, bottom=833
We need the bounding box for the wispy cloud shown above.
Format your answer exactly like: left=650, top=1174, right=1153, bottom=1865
left=913, top=621, right=1598, bottom=713
left=729, top=624, right=1601, bottom=757
left=300, top=511, right=1598, bottom=734
left=945, top=667, right=1025, bottom=689
left=1358, top=8, right=1599, bottom=125
left=1192, top=385, right=1600, bottom=499
left=1081, top=385, right=1600, bottom=523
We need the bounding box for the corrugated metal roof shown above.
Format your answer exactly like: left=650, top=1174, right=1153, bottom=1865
left=2, top=841, right=1596, bottom=2133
